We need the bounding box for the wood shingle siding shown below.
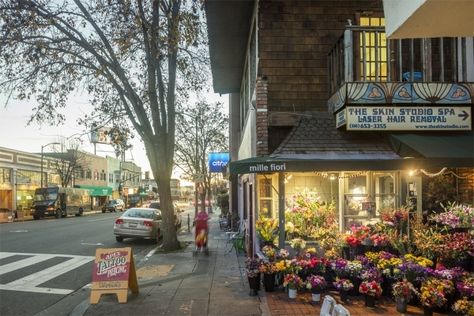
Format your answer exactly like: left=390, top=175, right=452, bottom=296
left=258, top=0, right=383, bottom=118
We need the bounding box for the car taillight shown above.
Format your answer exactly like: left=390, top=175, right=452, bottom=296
left=115, top=218, right=124, bottom=225
left=143, top=221, right=153, bottom=228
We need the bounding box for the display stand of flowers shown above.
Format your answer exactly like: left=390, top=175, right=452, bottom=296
left=392, top=279, right=418, bottom=313
left=306, top=275, right=327, bottom=303
left=256, top=216, right=278, bottom=248
left=283, top=273, right=303, bottom=299
left=333, top=277, right=353, bottom=303
left=245, top=257, right=262, bottom=296
left=359, top=280, right=382, bottom=307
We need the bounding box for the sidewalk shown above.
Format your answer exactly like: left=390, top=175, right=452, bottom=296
left=84, top=212, right=267, bottom=316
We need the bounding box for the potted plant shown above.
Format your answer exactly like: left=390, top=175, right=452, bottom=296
left=259, top=261, right=277, bottom=292
left=306, top=274, right=327, bottom=303
left=392, top=279, right=418, bottom=313
left=256, top=216, right=278, bottom=247
left=333, top=277, right=353, bottom=302
left=245, top=257, right=262, bottom=296
left=359, top=280, right=382, bottom=307
left=261, top=245, right=277, bottom=262
left=420, top=278, right=454, bottom=316
left=283, top=273, right=303, bottom=299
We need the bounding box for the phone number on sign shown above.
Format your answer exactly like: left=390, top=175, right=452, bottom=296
left=348, top=123, right=387, bottom=129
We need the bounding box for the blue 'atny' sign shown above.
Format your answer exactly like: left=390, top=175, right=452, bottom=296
left=208, top=152, right=229, bottom=173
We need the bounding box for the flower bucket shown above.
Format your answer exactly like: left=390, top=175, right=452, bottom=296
left=339, top=290, right=349, bottom=303
left=365, top=295, right=376, bottom=307
left=311, top=293, right=321, bottom=302
left=263, top=273, right=275, bottom=292
left=395, top=297, right=407, bottom=313
left=288, top=288, right=297, bottom=299
left=248, top=275, right=260, bottom=296
left=423, top=306, right=433, bottom=316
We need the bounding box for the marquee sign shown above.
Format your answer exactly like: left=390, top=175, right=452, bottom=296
left=337, top=106, right=471, bottom=131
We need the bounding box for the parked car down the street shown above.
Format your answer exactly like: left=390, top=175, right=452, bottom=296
left=113, top=207, right=162, bottom=243
left=102, top=199, right=125, bottom=213
left=145, top=201, right=182, bottom=229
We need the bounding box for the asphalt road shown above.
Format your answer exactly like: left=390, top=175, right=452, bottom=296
left=0, top=211, right=159, bottom=316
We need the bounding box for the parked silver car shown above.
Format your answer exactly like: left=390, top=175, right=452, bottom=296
left=113, top=207, right=162, bottom=243
left=102, top=199, right=125, bottom=213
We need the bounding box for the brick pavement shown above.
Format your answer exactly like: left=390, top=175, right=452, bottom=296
left=265, top=290, right=456, bottom=316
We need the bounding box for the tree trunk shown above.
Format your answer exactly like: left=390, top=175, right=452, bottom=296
left=156, top=176, right=179, bottom=250
left=147, top=141, right=179, bottom=251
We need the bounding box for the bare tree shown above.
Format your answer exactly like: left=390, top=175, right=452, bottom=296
left=175, top=100, right=228, bottom=215
left=46, top=140, right=89, bottom=187
left=0, top=0, right=208, bottom=250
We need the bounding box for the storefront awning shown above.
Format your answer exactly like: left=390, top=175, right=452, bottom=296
left=74, top=185, right=113, bottom=196
left=390, top=133, right=474, bottom=162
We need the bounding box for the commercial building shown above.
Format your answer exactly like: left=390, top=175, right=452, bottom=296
left=205, top=0, right=474, bottom=256
left=0, top=146, right=62, bottom=219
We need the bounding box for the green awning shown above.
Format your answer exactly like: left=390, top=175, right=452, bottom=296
left=390, top=133, right=474, bottom=160
left=229, top=156, right=424, bottom=175
left=75, top=185, right=113, bottom=196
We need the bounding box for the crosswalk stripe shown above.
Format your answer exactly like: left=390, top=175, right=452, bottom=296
left=0, top=252, right=94, bottom=295
left=0, top=254, right=56, bottom=276
left=7, top=256, right=93, bottom=287
left=0, top=252, right=16, bottom=260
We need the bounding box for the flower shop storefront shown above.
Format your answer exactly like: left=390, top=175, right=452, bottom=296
left=232, top=156, right=474, bottom=315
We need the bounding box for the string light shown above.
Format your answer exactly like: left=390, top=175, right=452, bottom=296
left=313, top=171, right=366, bottom=179
left=409, top=168, right=472, bottom=179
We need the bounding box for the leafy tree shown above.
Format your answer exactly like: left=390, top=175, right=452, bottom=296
left=0, top=0, right=208, bottom=250
left=174, top=100, right=228, bottom=215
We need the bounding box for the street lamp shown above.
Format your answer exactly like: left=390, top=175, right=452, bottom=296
left=40, top=142, right=60, bottom=188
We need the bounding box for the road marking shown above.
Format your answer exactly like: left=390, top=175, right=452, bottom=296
left=0, top=252, right=94, bottom=295
left=9, top=230, right=28, bottom=233
left=0, top=254, right=55, bottom=275
left=87, top=217, right=114, bottom=222
left=80, top=242, right=104, bottom=246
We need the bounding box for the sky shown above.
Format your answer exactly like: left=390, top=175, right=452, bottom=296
left=0, top=91, right=228, bottom=179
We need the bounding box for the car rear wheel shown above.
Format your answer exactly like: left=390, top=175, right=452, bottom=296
left=116, top=236, right=124, bottom=242
left=154, top=230, right=161, bottom=244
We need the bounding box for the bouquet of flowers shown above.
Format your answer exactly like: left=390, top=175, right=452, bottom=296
left=274, top=259, right=291, bottom=273
left=440, top=232, right=474, bottom=261
left=377, top=257, right=403, bottom=279
left=307, top=257, right=327, bottom=275
left=360, top=266, right=383, bottom=282
left=392, top=279, right=418, bottom=300
left=430, top=202, right=473, bottom=229
left=256, top=216, right=278, bottom=242
left=345, top=260, right=363, bottom=278
left=259, top=262, right=277, bottom=275
left=306, top=275, right=327, bottom=292
left=457, top=276, right=474, bottom=298
left=290, top=238, right=306, bottom=250
left=245, top=257, right=262, bottom=278
left=420, top=278, right=454, bottom=308
left=330, top=258, right=348, bottom=277
left=283, top=273, right=303, bottom=290
left=261, top=245, right=277, bottom=261
left=333, top=278, right=354, bottom=292
left=359, top=280, right=383, bottom=297
left=452, top=297, right=474, bottom=315
left=278, top=248, right=290, bottom=259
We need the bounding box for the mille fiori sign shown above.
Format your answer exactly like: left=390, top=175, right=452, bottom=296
left=90, top=247, right=138, bottom=304
left=339, top=106, right=471, bottom=131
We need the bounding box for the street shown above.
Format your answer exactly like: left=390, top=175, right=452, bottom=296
left=0, top=211, right=162, bottom=316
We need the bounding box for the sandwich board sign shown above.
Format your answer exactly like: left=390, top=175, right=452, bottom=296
left=90, top=247, right=138, bottom=304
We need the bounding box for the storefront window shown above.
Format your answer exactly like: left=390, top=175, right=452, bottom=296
left=259, top=178, right=273, bottom=218
left=343, top=171, right=397, bottom=228
left=285, top=173, right=339, bottom=205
